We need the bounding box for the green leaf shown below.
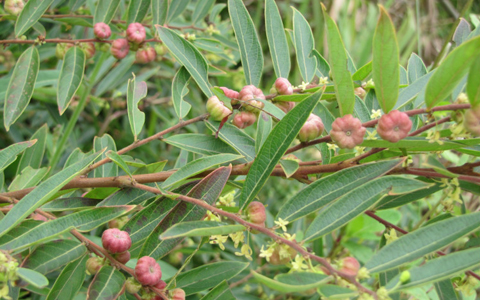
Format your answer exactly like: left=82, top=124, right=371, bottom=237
left=434, top=280, right=459, bottom=300
left=255, top=112, right=272, bottom=153
left=251, top=271, right=329, bottom=293
left=16, top=268, right=48, bottom=288
left=386, top=248, right=480, bottom=291
left=157, top=26, right=212, bottom=97
left=151, top=0, right=167, bottom=26
left=292, top=7, right=317, bottom=83
left=228, top=0, right=263, bottom=86
left=9, top=166, right=49, bottom=191
left=352, top=61, right=373, bottom=81
left=172, top=66, right=192, bottom=120
left=93, top=135, right=118, bottom=178
left=239, top=90, right=323, bottom=210
left=322, top=5, right=355, bottom=116
left=17, top=124, right=48, bottom=173
left=164, top=134, right=241, bottom=157
left=140, top=167, right=231, bottom=259
left=174, top=261, right=249, bottom=295
left=318, top=285, right=357, bottom=299
left=22, top=240, right=86, bottom=274
left=15, top=0, right=55, bottom=36
left=453, top=18, right=471, bottom=47
left=45, top=255, right=88, bottom=300
left=313, top=50, right=331, bottom=77
left=160, top=221, right=245, bottom=239
left=0, top=206, right=134, bottom=251
left=126, top=0, right=150, bottom=24
left=0, top=150, right=103, bottom=238
left=466, top=55, right=480, bottom=108
left=192, top=0, right=215, bottom=24
left=0, top=140, right=37, bottom=173
left=376, top=181, right=442, bottom=209
left=166, top=0, right=189, bottom=22
left=265, top=0, right=290, bottom=78
left=277, top=159, right=403, bottom=222
left=407, top=53, right=427, bottom=84
left=205, top=121, right=256, bottom=162
left=57, top=47, right=86, bottom=115
left=305, top=176, right=431, bottom=242
left=42, top=197, right=100, bottom=211
left=395, top=72, right=434, bottom=110
left=93, top=0, right=121, bottom=24
left=87, top=266, right=125, bottom=300
left=360, top=137, right=480, bottom=151
left=127, top=76, right=147, bottom=140
left=372, top=6, right=400, bottom=113
left=200, top=281, right=235, bottom=300
left=425, top=36, right=480, bottom=108
left=4, top=47, right=40, bottom=131
left=162, top=154, right=242, bottom=189
left=106, top=151, right=133, bottom=178
left=279, top=159, right=299, bottom=178
left=365, top=211, right=480, bottom=273
left=94, top=55, right=135, bottom=97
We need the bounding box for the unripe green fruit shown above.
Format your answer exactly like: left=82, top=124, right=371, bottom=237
left=400, top=271, right=411, bottom=283
left=206, top=96, right=231, bottom=121
left=125, top=277, right=142, bottom=294
left=4, top=0, right=24, bottom=16
left=86, top=257, right=103, bottom=275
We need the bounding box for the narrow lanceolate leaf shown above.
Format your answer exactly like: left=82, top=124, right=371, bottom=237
left=372, top=6, right=400, bottom=113
left=407, top=53, right=427, bottom=84
left=304, top=176, right=431, bottom=242
left=87, top=266, right=125, bottom=300
left=321, top=4, right=355, bottom=116
left=0, top=140, right=37, bottom=172
left=434, top=280, right=459, bottom=300
left=127, top=76, right=147, bottom=140
left=251, top=272, right=329, bottom=293
left=425, top=36, right=480, bottom=108
left=46, top=255, right=88, bottom=300
left=93, top=0, right=121, bottom=24
left=205, top=121, right=255, bottom=162
left=140, top=166, right=231, bottom=259
left=174, top=261, right=249, bottom=295
left=192, top=0, right=215, bottom=24
left=292, top=7, right=317, bottom=83
left=228, top=0, right=263, bottom=86
left=160, top=221, right=245, bottom=239
left=22, top=240, right=86, bottom=274
left=265, top=0, right=290, bottom=78
left=4, top=47, right=40, bottom=131
left=256, top=112, right=272, bottom=154
left=172, top=66, right=192, bottom=120
left=126, top=0, right=150, bottom=24
left=15, top=0, right=55, bottom=36
left=161, top=153, right=242, bottom=189
left=365, top=211, right=480, bottom=273
left=16, top=268, right=48, bottom=288
left=93, top=134, right=118, bottom=178
left=386, top=248, right=480, bottom=291
left=466, top=55, right=480, bottom=107
left=151, top=0, right=167, bottom=25
left=164, top=134, right=240, bottom=157
left=166, top=0, right=189, bottom=22
left=17, top=124, right=48, bottom=173
left=0, top=206, right=134, bottom=251
left=106, top=151, right=132, bottom=177
left=9, top=166, right=49, bottom=191
left=239, top=90, right=323, bottom=210
left=0, top=150, right=103, bottom=238
left=200, top=281, right=235, bottom=300
left=57, top=47, right=86, bottom=115
left=157, top=26, right=212, bottom=97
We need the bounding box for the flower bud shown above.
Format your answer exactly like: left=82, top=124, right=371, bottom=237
left=154, top=280, right=167, bottom=290
left=339, top=257, right=360, bottom=276
left=354, top=87, right=366, bottom=99
left=275, top=101, right=295, bottom=113
left=125, top=277, right=142, bottom=294
left=4, top=0, right=24, bottom=16
left=154, top=44, right=167, bottom=56
left=171, top=288, right=186, bottom=300
left=239, top=85, right=265, bottom=112
left=400, top=270, right=411, bottom=283
left=101, top=228, right=132, bottom=254
left=330, top=114, right=366, bottom=149
left=86, top=257, right=103, bottom=275
left=232, top=111, right=257, bottom=129
left=135, top=256, right=162, bottom=286
left=111, top=39, right=130, bottom=59
left=126, top=23, right=146, bottom=44
left=94, top=22, right=111, bottom=40
left=135, top=46, right=156, bottom=64
left=206, top=96, right=232, bottom=121
left=464, top=106, right=480, bottom=136
left=55, top=43, right=73, bottom=60
left=80, top=42, right=96, bottom=59
left=274, top=78, right=293, bottom=95
left=113, top=251, right=131, bottom=264
left=220, top=87, right=240, bottom=100
left=376, top=110, right=412, bottom=143
left=246, top=201, right=266, bottom=225
left=298, top=114, right=324, bottom=142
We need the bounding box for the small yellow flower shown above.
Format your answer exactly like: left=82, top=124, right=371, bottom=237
left=370, top=109, right=382, bottom=119
left=357, top=267, right=370, bottom=280
left=354, top=146, right=366, bottom=156
left=296, top=81, right=309, bottom=91
left=209, top=235, right=228, bottom=250
left=427, top=130, right=444, bottom=145
left=205, top=211, right=221, bottom=222
left=259, top=245, right=275, bottom=262
left=279, top=244, right=292, bottom=260
left=327, top=143, right=339, bottom=152
left=282, top=232, right=296, bottom=241
left=235, top=244, right=253, bottom=260
left=366, top=129, right=378, bottom=140
left=217, top=191, right=236, bottom=207
left=377, top=287, right=391, bottom=300
left=229, top=231, right=245, bottom=248
left=291, top=255, right=309, bottom=271
left=319, top=77, right=329, bottom=85
left=384, top=228, right=398, bottom=245
left=274, top=218, right=289, bottom=232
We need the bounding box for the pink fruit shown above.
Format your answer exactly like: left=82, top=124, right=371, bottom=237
left=220, top=87, right=240, bottom=100
left=298, top=114, right=324, bottom=142
left=239, top=85, right=265, bottom=112
left=339, top=257, right=360, bottom=277
left=376, top=110, right=412, bottom=143
left=154, top=280, right=167, bottom=290
left=101, top=228, right=132, bottom=254
left=135, top=46, right=156, bottom=64
left=171, top=288, right=186, bottom=300
left=275, top=101, right=295, bottom=113
left=464, top=106, right=480, bottom=137
left=80, top=42, right=96, bottom=59
left=135, top=256, right=162, bottom=286
left=126, top=23, right=146, bottom=44
left=4, top=0, right=24, bottom=16
left=111, top=39, right=130, bottom=59
left=86, top=257, right=103, bottom=274
left=274, top=78, right=293, bottom=95
left=330, top=114, right=366, bottom=149
left=206, top=96, right=232, bottom=121
left=232, top=111, right=257, bottom=129
left=246, top=201, right=266, bottom=225
left=94, top=22, right=111, bottom=39
left=113, top=251, right=131, bottom=264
